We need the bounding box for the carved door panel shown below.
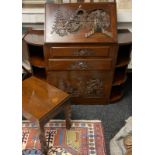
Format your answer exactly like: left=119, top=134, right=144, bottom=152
left=47, top=71, right=112, bottom=99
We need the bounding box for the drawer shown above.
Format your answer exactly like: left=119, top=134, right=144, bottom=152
left=48, top=58, right=112, bottom=71
left=50, top=46, right=110, bottom=57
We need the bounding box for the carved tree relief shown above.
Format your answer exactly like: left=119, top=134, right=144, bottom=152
left=51, top=5, right=111, bottom=38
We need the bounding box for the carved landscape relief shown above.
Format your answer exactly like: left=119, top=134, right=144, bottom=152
left=58, top=77, right=104, bottom=97
left=51, top=5, right=112, bottom=38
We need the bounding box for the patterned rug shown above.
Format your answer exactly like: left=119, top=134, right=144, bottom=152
left=22, top=120, right=106, bottom=155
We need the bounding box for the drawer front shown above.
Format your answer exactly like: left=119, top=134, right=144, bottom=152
left=50, top=46, right=110, bottom=57
left=48, top=58, right=112, bottom=71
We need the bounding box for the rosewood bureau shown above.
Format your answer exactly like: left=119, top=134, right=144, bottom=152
left=23, top=2, right=132, bottom=104
left=45, top=2, right=117, bottom=104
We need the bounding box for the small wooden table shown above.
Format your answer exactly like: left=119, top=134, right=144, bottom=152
left=22, top=76, right=71, bottom=155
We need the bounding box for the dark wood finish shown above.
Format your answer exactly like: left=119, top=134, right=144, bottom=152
left=112, top=66, right=127, bottom=85
left=64, top=103, right=72, bottom=129
left=45, top=3, right=117, bottom=43
left=110, top=29, right=132, bottom=102
left=116, top=44, right=132, bottom=67
left=23, top=29, right=47, bottom=81
left=30, top=56, right=45, bottom=67
left=110, top=84, right=125, bottom=102
left=113, top=74, right=127, bottom=86
left=22, top=76, right=71, bottom=154
left=50, top=46, right=110, bottom=58
left=116, top=57, right=130, bottom=67
left=47, top=71, right=113, bottom=101
left=44, top=2, right=118, bottom=104
left=23, top=2, right=132, bottom=104
left=31, top=66, right=46, bottom=80
left=22, top=76, right=71, bottom=121
left=48, top=58, right=112, bottom=71
left=110, top=88, right=124, bottom=102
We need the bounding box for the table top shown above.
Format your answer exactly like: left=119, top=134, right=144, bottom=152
left=22, top=76, right=70, bottom=121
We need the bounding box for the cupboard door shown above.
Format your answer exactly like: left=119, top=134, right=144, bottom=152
left=47, top=71, right=112, bottom=99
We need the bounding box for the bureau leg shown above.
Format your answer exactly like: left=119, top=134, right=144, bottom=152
left=64, top=103, right=72, bottom=129
left=38, top=123, right=48, bottom=155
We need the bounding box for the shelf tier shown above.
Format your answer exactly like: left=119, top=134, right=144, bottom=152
left=32, top=66, right=46, bottom=81
left=30, top=56, right=45, bottom=68
left=116, top=57, right=130, bottom=67
left=113, top=74, right=127, bottom=86
left=118, top=29, right=132, bottom=45
left=110, top=89, right=124, bottom=102
left=33, top=73, right=46, bottom=81
left=110, top=84, right=125, bottom=102
left=24, top=29, right=44, bottom=46
left=113, top=65, right=127, bottom=86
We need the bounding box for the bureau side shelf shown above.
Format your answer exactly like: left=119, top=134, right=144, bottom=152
left=24, top=29, right=44, bottom=46
left=110, top=29, right=132, bottom=102
left=23, top=29, right=46, bottom=80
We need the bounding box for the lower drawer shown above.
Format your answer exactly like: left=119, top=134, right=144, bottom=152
left=48, top=58, right=112, bottom=71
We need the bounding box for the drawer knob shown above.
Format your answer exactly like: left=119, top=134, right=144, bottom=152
left=69, top=61, right=89, bottom=70
left=74, top=49, right=95, bottom=56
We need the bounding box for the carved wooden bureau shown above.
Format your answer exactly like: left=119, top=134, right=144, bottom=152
left=23, top=2, right=132, bottom=104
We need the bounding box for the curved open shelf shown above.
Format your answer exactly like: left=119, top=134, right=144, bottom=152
left=110, top=90, right=124, bottom=102
left=24, top=29, right=44, bottom=46
left=27, top=43, right=45, bottom=68
left=112, top=30, right=132, bottom=101
left=118, top=29, right=132, bottom=45
left=113, top=74, right=127, bottom=86
left=116, top=43, right=132, bottom=67
left=30, top=56, right=45, bottom=67
left=113, top=66, right=127, bottom=86
left=24, top=29, right=47, bottom=81
left=32, top=66, right=46, bottom=80
left=116, top=57, right=130, bottom=67
left=110, top=85, right=124, bottom=102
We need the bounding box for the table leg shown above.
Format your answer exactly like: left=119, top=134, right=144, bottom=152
left=64, top=103, right=71, bottom=129
left=38, top=123, right=48, bottom=155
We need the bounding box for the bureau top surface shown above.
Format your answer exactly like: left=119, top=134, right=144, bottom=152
left=45, top=2, right=117, bottom=43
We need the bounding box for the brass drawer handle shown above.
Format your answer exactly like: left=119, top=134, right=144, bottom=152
left=69, top=61, right=89, bottom=70
left=73, top=49, right=95, bottom=56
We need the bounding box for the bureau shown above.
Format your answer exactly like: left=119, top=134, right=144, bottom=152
left=23, top=2, right=132, bottom=104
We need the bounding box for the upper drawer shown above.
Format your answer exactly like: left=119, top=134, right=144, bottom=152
left=50, top=46, right=110, bottom=58
left=48, top=58, right=112, bottom=71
